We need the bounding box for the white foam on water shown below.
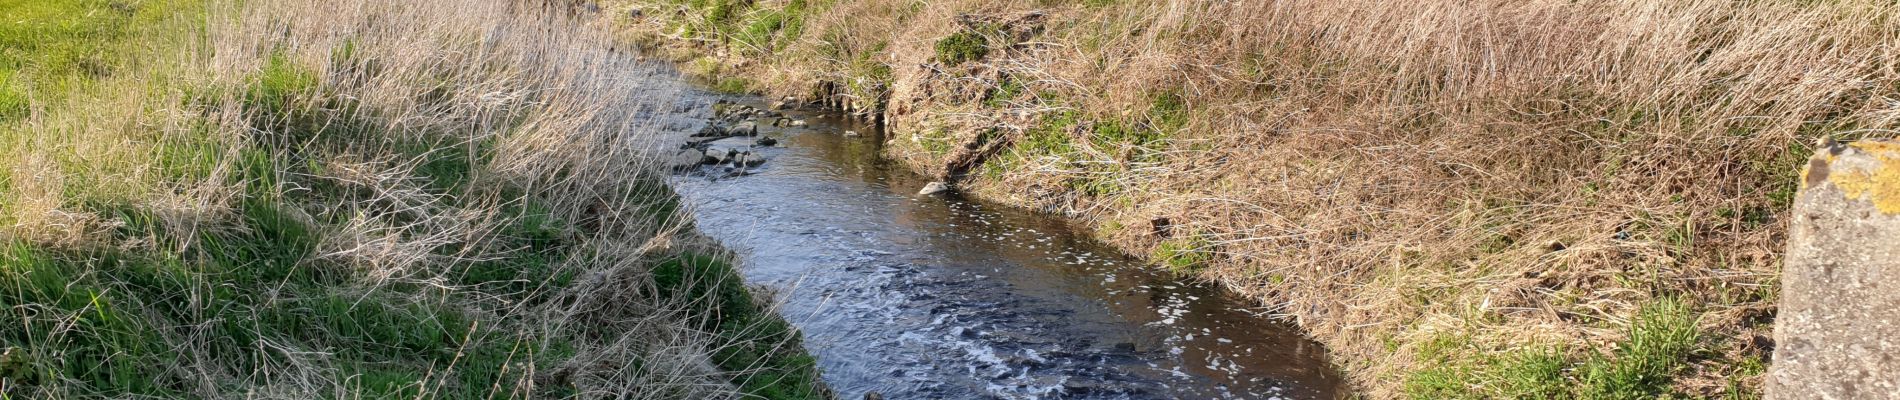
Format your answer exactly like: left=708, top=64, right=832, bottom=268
left=1021, top=348, right=1049, bottom=364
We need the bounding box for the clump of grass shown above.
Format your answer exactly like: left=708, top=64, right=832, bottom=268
left=1581, top=299, right=1700, bottom=399
left=1153, top=236, right=1211, bottom=274
left=984, top=75, right=1025, bottom=107
left=1019, top=111, right=1079, bottom=156
left=650, top=254, right=826, bottom=399
left=1405, top=299, right=1701, bottom=399
left=0, top=79, right=27, bottom=122
left=714, top=76, right=753, bottom=94
left=934, top=29, right=989, bottom=65
left=1146, top=90, right=1188, bottom=132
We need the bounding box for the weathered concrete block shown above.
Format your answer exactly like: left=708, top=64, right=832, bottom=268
left=1768, top=139, right=1900, bottom=399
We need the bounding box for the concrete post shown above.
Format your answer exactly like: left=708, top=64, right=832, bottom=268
left=1767, top=139, right=1900, bottom=399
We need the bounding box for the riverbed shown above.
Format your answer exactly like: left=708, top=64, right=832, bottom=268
left=665, top=94, right=1344, bottom=399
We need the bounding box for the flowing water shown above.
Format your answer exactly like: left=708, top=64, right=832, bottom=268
left=665, top=94, right=1344, bottom=399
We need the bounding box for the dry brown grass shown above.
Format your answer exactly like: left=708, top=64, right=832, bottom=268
left=618, top=0, right=1900, bottom=396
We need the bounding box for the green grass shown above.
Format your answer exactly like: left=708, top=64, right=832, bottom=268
left=0, top=108, right=553, bottom=395
left=1021, top=111, right=1080, bottom=156
left=1146, top=90, right=1188, bottom=132
left=0, top=240, right=564, bottom=398
left=1153, top=236, right=1212, bottom=275
left=0, top=0, right=200, bottom=122
left=650, top=254, right=826, bottom=399
left=984, top=75, right=1025, bottom=107
left=661, top=0, right=815, bottom=56
left=714, top=76, right=753, bottom=94
left=0, top=0, right=207, bottom=205
left=1580, top=299, right=1701, bottom=399
left=1004, top=109, right=1164, bottom=197
left=1404, top=299, right=1703, bottom=399
left=934, top=29, right=989, bottom=66
left=994, top=110, right=1159, bottom=197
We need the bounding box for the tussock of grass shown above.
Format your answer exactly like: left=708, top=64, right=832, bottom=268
left=1406, top=299, right=1700, bottom=399
left=1152, top=236, right=1212, bottom=275
left=933, top=30, right=989, bottom=66
left=1, top=0, right=825, bottom=398
left=615, top=0, right=1897, bottom=397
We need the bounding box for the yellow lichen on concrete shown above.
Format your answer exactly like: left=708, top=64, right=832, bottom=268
left=1828, top=141, right=1900, bottom=215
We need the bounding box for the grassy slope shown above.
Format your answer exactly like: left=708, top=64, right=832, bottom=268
left=609, top=0, right=1898, bottom=398
left=0, top=0, right=153, bottom=121
left=0, top=0, right=823, bottom=398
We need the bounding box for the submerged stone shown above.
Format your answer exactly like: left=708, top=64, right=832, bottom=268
left=731, top=121, right=760, bottom=137
left=919, top=181, right=952, bottom=195
left=691, top=124, right=727, bottom=138
left=705, top=146, right=735, bottom=163
left=703, top=137, right=755, bottom=149
left=667, top=149, right=707, bottom=170
left=736, top=153, right=767, bottom=167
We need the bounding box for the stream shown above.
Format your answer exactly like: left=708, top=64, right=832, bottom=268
left=663, top=93, right=1344, bottom=399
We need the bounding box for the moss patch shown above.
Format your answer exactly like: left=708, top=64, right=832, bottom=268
left=934, top=30, right=990, bottom=66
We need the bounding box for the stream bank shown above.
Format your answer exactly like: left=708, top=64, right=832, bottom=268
left=588, top=0, right=1849, bottom=396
